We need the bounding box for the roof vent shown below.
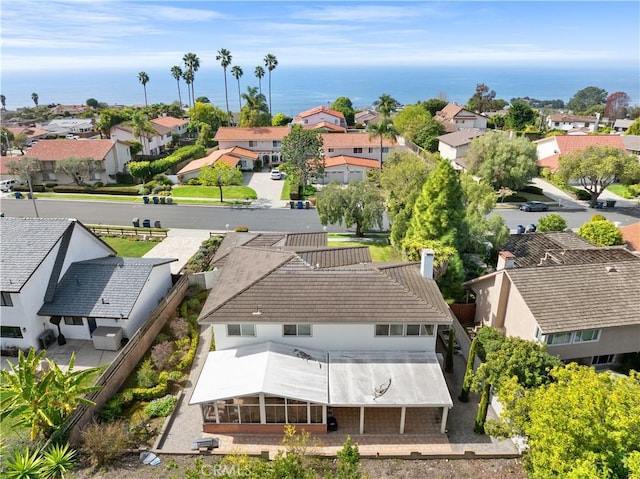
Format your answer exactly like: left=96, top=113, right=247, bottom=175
left=606, top=266, right=617, bottom=273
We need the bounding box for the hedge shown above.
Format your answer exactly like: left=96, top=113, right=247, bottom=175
left=12, top=184, right=45, bottom=192
left=175, top=326, right=199, bottom=372
left=128, top=144, right=206, bottom=179
left=52, top=185, right=139, bottom=195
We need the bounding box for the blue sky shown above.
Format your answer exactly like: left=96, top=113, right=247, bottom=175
left=1, top=1, right=639, bottom=72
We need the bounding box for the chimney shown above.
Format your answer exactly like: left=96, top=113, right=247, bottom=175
left=420, top=249, right=435, bottom=279
left=497, top=251, right=516, bottom=270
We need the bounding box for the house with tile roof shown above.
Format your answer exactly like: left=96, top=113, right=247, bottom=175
left=435, top=104, right=487, bottom=132
left=293, top=105, right=346, bottom=128
left=110, top=116, right=188, bottom=155
left=463, top=231, right=640, bottom=367
left=0, top=217, right=176, bottom=351
left=22, top=139, right=132, bottom=184
left=535, top=135, right=627, bottom=172
left=436, top=128, right=485, bottom=170
left=547, top=113, right=600, bottom=133
left=355, top=109, right=382, bottom=127
left=191, top=239, right=454, bottom=435
left=177, top=146, right=257, bottom=182
left=322, top=155, right=380, bottom=183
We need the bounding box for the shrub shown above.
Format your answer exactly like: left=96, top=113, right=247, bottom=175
left=575, top=189, right=592, bottom=201
left=521, top=185, right=544, bottom=195
left=143, top=394, right=178, bottom=418
left=176, top=326, right=199, bottom=372
left=93, top=181, right=104, bottom=188
left=185, top=178, right=201, bottom=185
left=537, top=213, right=567, bottom=232
left=591, top=214, right=607, bottom=222
left=234, top=226, right=249, bottom=232
left=137, top=185, right=150, bottom=195
left=168, top=370, right=184, bottom=382
left=577, top=220, right=624, bottom=247
left=170, top=317, right=189, bottom=340
left=137, top=358, right=159, bottom=388
left=253, top=159, right=263, bottom=171
left=115, top=172, right=134, bottom=184
left=151, top=341, right=175, bottom=371
left=51, top=185, right=139, bottom=195
left=98, top=396, right=124, bottom=421
left=13, top=184, right=45, bottom=192
left=154, top=332, right=171, bottom=344
left=81, top=420, right=133, bottom=467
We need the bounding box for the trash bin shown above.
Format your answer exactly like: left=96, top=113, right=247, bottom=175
left=297, top=200, right=303, bottom=209
left=305, top=201, right=310, bottom=209
left=154, top=220, right=161, bottom=228
left=26, top=192, right=33, bottom=199
left=132, top=217, right=140, bottom=228
left=605, top=200, right=616, bottom=208
left=166, top=197, right=173, bottom=205
left=159, top=196, right=166, bottom=204
left=289, top=200, right=295, bottom=209
left=142, top=219, right=151, bottom=228
left=526, top=224, right=537, bottom=233
left=143, top=196, right=149, bottom=204
left=152, top=196, right=159, bottom=205
left=14, top=192, right=23, bottom=199
left=516, top=225, right=525, bottom=234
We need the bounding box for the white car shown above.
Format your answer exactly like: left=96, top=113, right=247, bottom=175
left=270, top=169, right=282, bottom=180
left=65, top=134, right=80, bottom=140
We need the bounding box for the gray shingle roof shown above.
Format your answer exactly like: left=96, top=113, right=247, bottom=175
left=507, top=261, right=640, bottom=333
left=502, top=232, right=596, bottom=268
left=0, top=217, right=115, bottom=293
left=296, top=246, right=371, bottom=268
left=38, top=257, right=174, bottom=318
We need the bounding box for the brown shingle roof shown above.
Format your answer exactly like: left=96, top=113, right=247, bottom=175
left=25, top=139, right=116, bottom=162
left=502, top=232, right=595, bottom=268
left=296, top=246, right=371, bottom=268
left=437, top=129, right=484, bottom=147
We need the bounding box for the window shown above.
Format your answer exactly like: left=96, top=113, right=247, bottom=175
left=368, top=147, right=373, bottom=153
left=227, top=324, right=255, bottom=336
left=573, top=329, right=600, bottom=343
left=328, top=148, right=334, bottom=153
left=1, top=292, right=13, bottom=307
left=375, top=324, right=434, bottom=336
left=272, top=140, right=281, bottom=147
left=304, top=119, right=308, bottom=124
left=546, top=332, right=572, bottom=345
left=283, top=324, right=312, bottom=336
left=592, top=354, right=615, bottom=365
left=382, top=147, right=389, bottom=153
left=63, top=316, right=83, bottom=326
left=554, top=122, right=560, bottom=127
left=405, top=324, right=435, bottom=336
left=353, top=148, right=362, bottom=154
left=584, top=123, right=590, bottom=127
left=1, top=326, right=23, bottom=338
left=249, top=141, right=257, bottom=147
left=535, top=326, right=543, bottom=342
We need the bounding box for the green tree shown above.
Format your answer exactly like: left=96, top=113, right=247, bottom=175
left=239, top=86, right=270, bottom=127
left=254, top=65, right=265, bottom=95
left=216, top=48, right=233, bottom=119
left=337, top=435, right=361, bottom=479
left=137, top=71, right=149, bottom=107
left=0, top=349, right=101, bottom=442
left=198, top=162, right=243, bottom=202
left=183, top=52, right=200, bottom=110
left=85, top=98, right=99, bottom=108
left=393, top=103, right=444, bottom=151
left=558, top=145, right=640, bottom=206
left=444, top=328, right=455, bottom=373
left=466, top=83, right=505, bottom=113
left=170, top=65, right=183, bottom=108
left=625, top=118, right=640, bottom=135
left=280, top=125, right=323, bottom=192
left=492, top=364, right=640, bottom=478
left=537, top=213, right=567, bottom=232
left=264, top=53, right=278, bottom=119
left=421, top=98, right=447, bottom=116
left=331, top=96, right=355, bottom=126
left=505, top=101, right=537, bottom=130
left=129, top=110, right=155, bottom=154
left=231, top=65, right=243, bottom=114
left=373, top=93, right=400, bottom=118
left=182, top=69, right=194, bottom=108
left=577, top=218, right=624, bottom=246
left=367, top=119, right=397, bottom=171
left=464, top=130, right=538, bottom=190
left=55, top=156, right=96, bottom=186
left=567, top=86, right=607, bottom=114
left=31, top=92, right=39, bottom=107
left=316, top=181, right=384, bottom=237
left=271, top=112, right=292, bottom=126
left=459, top=335, right=478, bottom=402
left=95, top=108, right=129, bottom=138
left=188, top=102, right=227, bottom=133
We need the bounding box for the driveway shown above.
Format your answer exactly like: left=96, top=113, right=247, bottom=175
left=243, top=170, right=286, bottom=208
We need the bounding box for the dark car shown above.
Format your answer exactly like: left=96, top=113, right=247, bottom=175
left=519, top=201, right=548, bottom=212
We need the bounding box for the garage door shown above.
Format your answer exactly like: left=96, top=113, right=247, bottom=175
left=325, top=170, right=345, bottom=184
left=347, top=170, right=364, bottom=183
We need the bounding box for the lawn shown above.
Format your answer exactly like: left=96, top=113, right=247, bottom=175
left=171, top=185, right=257, bottom=200
left=607, top=184, right=638, bottom=199
left=34, top=193, right=140, bottom=202
left=328, top=239, right=402, bottom=262
left=101, top=237, right=160, bottom=257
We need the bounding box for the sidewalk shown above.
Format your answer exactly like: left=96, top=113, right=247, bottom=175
left=532, top=178, right=639, bottom=209
left=143, top=228, right=212, bottom=274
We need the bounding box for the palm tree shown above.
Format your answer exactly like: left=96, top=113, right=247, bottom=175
left=170, top=65, right=183, bottom=108
left=239, top=86, right=270, bottom=127
left=216, top=48, right=232, bottom=120
left=367, top=119, right=397, bottom=171
left=264, top=54, right=278, bottom=118
left=130, top=111, right=155, bottom=155
left=231, top=65, right=243, bottom=114
left=373, top=93, right=400, bottom=118
left=0, top=94, right=6, bottom=110
left=183, top=52, right=200, bottom=108
left=254, top=66, right=265, bottom=95
left=183, top=69, right=194, bottom=108
left=31, top=92, right=39, bottom=107
left=137, top=71, right=150, bottom=107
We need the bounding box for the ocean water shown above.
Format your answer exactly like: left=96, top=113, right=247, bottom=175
left=2, top=65, right=639, bottom=115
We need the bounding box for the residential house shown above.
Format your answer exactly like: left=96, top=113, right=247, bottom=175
left=110, top=116, right=188, bottom=155
left=321, top=131, right=397, bottom=165
left=0, top=217, right=176, bottom=351
left=215, top=127, right=290, bottom=166
left=24, top=139, right=132, bottom=184
left=547, top=113, right=600, bottom=133
left=535, top=135, right=627, bottom=172
left=463, top=232, right=640, bottom=367
left=0, top=157, right=23, bottom=182
left=38, top=118, right=95, bottom=137
left=190, top=238, right=454, bottom=435
left=293, top=106, right=346, bottom=129
left=622, top=135, right=640, bottom=155
left=435, top=104, right=487, bottom=132
left=613, top=118, right=634, bottom=133
left=620, top=222, right=640, bottom=252
left=355, top=109, right=382, bottom=127
left=6, top=126, right=50, bottom=144
left=177, top=147, right=258, bottom=182
left=49, top=104, right=91, bottom=116
left=436, top=129, right=485, bottom=170
left=322, top=155, right=379, bottom=184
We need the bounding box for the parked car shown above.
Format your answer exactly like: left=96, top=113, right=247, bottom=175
left=270, top=169, right=282, bottom=180
left=519, top=201, right=548, bottom=212
left=0, top=179, right=17, bottom=192
left=65, top=134, right=79, bottom=140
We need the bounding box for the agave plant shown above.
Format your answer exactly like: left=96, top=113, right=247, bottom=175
left=40, top=443, right=77, bottom=479
left=4, top=447, right=43, bottom=479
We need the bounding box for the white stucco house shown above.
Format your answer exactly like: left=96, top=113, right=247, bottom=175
left=437, top=128, right=485, bottom=170
left=190, top=233, right=454, bottom=436
left=110, top=116, right=188, bottom=155
left=435, top=104, right=487, bottom=132
left=547, top=114, right=600, bottom=133
left=0, top=217, right=176, bottom=352
left=535, top=135, right=627, bottom=172
left=177, top=146, right=258, bottom=182
left=293, top=106, right=347, bottom=129
left=322, top=155, right=379, bottom=184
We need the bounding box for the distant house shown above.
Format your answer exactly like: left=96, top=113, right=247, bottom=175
left=620, top=222, right=640, bottom=252
left=322, top=131, right=397, bottom=165
left=435, top=104, right=487, bottom=132
left=613, top=118, right=634, bottom=133
left=23, top=139, right=132, bottom=184
left=547, top=114, right=600, bottom=133
left=293, top=106, right=346, bottom=128
left=463, top=232, right=640, bottom=367
left=621, top=135, right=640, bottom=155
left=535, top=135, right=627, bottom=172
left=177, top=146, right=258, bottom=182
left=190, top=237, right=454, bottom=435
left=322, top=155, right=380, bottom=183
left=0, top=217, right=176, bottom=351
left=110, top=116, right=188, bottom=155
left=6, top=126, right=50, bottom=143
left=49, top=104, right=91, bottom=116
left=215, top=127, right=290, bottom=166
left=436, top=128, right=485, bottom=170
left=39, top=118, right=95, bottom=137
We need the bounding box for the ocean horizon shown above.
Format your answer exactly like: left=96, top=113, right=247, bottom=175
left=2, top=65, right=639, bottom=115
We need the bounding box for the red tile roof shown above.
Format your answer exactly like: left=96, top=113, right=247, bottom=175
left=620, top=222, right=640, bottom=252
left=321, top=132, right=395, bottom=148
left=177, top=147, right=257, bottom=174
left=0, top=156, right=22, bottom=175
left=6, top=127, right=50, bottom=138
left=296, top=105, right=345, bottom=120
left=215, top=127, right=290, bottom=141
left=24, top=139, right=116, bottom=162
left=324, top=155, right=380, bottom=169
left=536, top=135, right=627, bottom=172
left=303, top=122, right=346, bottom=132
left=152, top=116, right=188, bottom=129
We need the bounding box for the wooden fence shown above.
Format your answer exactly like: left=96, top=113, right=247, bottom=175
left=89, top=226, right=168, bottom=238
